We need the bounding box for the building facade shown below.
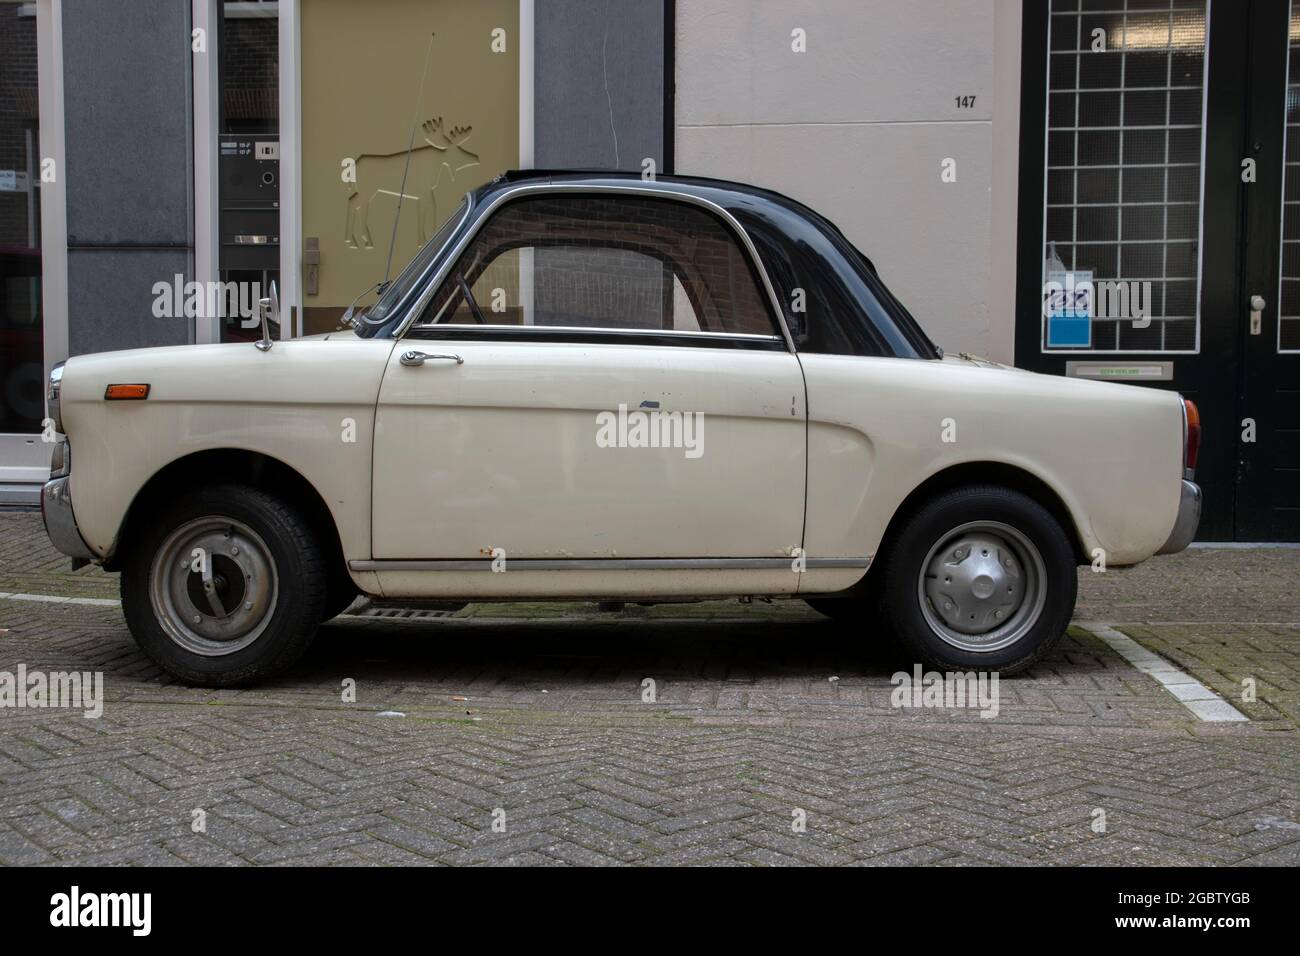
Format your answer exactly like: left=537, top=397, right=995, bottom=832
left=0, top=0, right=1294, bottom=540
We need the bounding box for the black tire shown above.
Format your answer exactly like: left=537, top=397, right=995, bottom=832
left=879, top=485, right=1076, bottom=675
left=120, top=484, right=326, bottom=687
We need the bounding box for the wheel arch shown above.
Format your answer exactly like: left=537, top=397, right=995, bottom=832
left=875, top=461, right=1091, bottom=571
left=104, top=448, right=347, bottom=582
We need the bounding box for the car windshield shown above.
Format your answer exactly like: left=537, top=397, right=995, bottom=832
left=356, top=198, right=469, bottom=331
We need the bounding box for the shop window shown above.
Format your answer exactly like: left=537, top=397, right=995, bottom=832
left=1042, top=0, right=1207, bottom=353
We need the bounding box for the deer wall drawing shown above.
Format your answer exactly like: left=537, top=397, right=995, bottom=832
left=343, top=117, right=481, bottom=250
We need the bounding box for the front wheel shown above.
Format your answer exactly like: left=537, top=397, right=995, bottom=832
left=121, top=484, right=326, bottom=687
left=879, top=485, right=1077, bottom=675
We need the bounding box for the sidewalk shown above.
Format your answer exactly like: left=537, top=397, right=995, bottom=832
left=1, top=511, right=1297, bottom=865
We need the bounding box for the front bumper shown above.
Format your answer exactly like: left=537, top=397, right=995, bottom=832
left=41, top=476, right=96, bottom=566
left=1156, top=479, right=1201, bottom=555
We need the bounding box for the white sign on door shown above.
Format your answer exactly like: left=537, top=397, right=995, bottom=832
left=0, top=170, right=31, bottom=193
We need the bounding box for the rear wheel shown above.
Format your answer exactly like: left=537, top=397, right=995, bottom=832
left=121, top=484, right=326, bottom=687
left=879, top=485, right=1076, bottom=675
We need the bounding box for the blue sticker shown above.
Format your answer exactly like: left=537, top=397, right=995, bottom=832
left=1047, top=312, right=1092, bottom=348
left=1044, top=270, right=1093, bottom=349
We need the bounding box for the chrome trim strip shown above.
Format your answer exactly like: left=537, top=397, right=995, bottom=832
left=1156, top=479, right=1201, bottom=555
left=350, top=557, right=870, bottom=572
left=360, top=199, right=473, bottom=328
left=392, top=182, right=798, bottom=353
left=413, top=324, right=781, bottom=342
left=50, top=439, right=69, bottom=478
left=47, top=361, right=64, bottom=433
left=41, top=477, right=95, bottom=562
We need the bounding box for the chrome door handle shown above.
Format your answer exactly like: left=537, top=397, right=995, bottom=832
left=400, top=350, right=464, bottom=367
left=1249, top=294, right=1265, bottom=336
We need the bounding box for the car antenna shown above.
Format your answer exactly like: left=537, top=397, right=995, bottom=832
left=383, top=32, right=436, bottom=289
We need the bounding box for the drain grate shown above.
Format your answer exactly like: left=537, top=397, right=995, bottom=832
left=351, top=606, right=460, bottom=622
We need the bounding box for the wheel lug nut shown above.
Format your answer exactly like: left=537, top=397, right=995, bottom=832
left=244, top=601, right=253, bottom=611
left=231, top=547, right=239, bottom=555
left=192, top=614, right=201, bottom=624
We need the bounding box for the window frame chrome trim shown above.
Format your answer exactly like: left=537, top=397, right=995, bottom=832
left=361, top=196, right=474, bottom=327
left=390, top=183, right=799, bottom=353
left=409, top=324, right=782, bottom=342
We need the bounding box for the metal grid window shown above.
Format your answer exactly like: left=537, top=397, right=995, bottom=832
left=1042, top=0, right=1208, bottom=353
left=1278, top=3, right=1300, bottom=352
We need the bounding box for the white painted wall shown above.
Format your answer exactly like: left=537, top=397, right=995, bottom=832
left=676, top=0, right=1022, bottom=361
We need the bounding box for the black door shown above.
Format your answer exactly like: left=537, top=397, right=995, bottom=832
left=1016, top=0, right=1299, bottom=542
left=1238, top=0, right=1300, bottom=539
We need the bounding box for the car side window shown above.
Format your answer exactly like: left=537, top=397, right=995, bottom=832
left=412, top=193, right=780, bottom=337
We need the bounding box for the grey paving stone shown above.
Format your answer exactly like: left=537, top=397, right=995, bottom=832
left=0, top=512, right=1296, bottom=865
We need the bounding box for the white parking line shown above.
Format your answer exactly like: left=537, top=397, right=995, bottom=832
left=1080, top=622, right=1249, bottom=722
left=0, top=590, right=120, bottom=607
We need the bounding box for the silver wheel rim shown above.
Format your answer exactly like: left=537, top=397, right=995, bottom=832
left=148, top=516, right=279, bottom=657
left=917, top=520, right=1047, bottom=653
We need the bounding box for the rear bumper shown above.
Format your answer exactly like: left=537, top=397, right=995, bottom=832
left=1156, top=479, right=1201, bottom=555
left=41, top=476, right=96, bottom=565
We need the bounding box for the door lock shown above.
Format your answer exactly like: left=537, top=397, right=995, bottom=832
left=1249, top=294, right=1265, bottom=336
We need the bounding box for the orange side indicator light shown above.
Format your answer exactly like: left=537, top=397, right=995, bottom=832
left=104, top=384, right=150, bottom=400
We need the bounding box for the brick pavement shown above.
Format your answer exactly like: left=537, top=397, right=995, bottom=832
left=1, top=511, right=1297, bottom=865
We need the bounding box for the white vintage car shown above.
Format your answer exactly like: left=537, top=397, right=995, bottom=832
left=42, top=172, right=1201, bottom=686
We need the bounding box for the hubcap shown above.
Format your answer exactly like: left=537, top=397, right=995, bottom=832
left=918, top=521, right=1047, bottom=653
left=148, top=516, right=278, bottom=656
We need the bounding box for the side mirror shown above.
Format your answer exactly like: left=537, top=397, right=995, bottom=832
left=256, top=280, right=279, bottom=352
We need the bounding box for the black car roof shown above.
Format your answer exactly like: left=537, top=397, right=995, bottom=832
left=474, top=169, right=880, bottom=272
left=461, top=169, right=941, bottom=359
left=478, top=168, right=817, bottom=216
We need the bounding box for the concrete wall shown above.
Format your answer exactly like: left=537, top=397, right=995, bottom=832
left=61, top=0, right=193, bottom=355
left=674, top=0, right=1022, bottom=361
left=534, top=0, right=665, bottom=173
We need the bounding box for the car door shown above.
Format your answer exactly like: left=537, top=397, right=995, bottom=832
left=370, top=189, right=807, bottom=562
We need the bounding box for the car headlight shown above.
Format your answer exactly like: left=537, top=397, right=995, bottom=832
left=47, top=361, right=64, bottom=433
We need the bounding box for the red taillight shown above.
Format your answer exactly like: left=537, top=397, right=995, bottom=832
left=1183, top=398, right=1201, bottom=473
